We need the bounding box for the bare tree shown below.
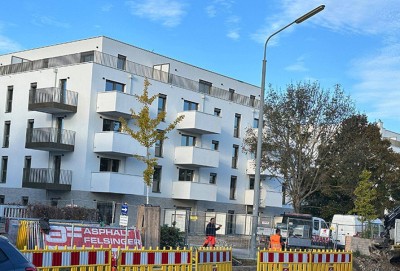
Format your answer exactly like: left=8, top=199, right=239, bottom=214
left=243, top=81, right=355, bottom=212
left=120, top=79, right=184, bottom=204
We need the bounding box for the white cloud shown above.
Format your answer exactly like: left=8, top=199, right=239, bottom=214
left=205, top=5, right=216, bottom=17
left=227, top=30, right=239, bottom=40
left=251, top=0, right=400, bottom=44
left=32, top=15, right=70, bottom=29
left=285, top=59, right=308, bottom=72
left=126, top=0, right=187, bottom=28
left=351, top=42, right=400, bottom=121
left=0, top=35, right=22, bottom=53
left=101, top=4, right=113, bottom=12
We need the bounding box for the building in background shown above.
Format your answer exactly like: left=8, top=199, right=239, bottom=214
left=0, top=36, right=291, bottom=228
left=378, top=121, right=400, bottom=154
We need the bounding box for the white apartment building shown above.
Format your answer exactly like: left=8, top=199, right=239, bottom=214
left=0, top=36, right=290, bottom=225
left=378, top=121, right=400, bottom=153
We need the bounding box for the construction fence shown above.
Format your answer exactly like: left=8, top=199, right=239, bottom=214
left=21, top=246, right=233, bottom=271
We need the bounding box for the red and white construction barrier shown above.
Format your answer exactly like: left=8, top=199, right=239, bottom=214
left=120, top=251, right=191, bottom=265
left=23, top=250, right=110, bottom=267
left=312, top=253, right=352, bottom=263
left=259, top=251, right=309, bottom=263
left=197, top=250, right=231, bottom=263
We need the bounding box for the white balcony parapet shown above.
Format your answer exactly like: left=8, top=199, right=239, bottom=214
left=176, top=111, right=221, bottom=134
left=96, top=91, right=138, bottom=118
left=246, top=159, right=271, bottom=175
left=90, top=172, right=144, bottom=195
left=93, top=132, right=146, bottom=157
left=174, top=146, right=219, bottom=168
left=172, top=181, right=217, bottom=201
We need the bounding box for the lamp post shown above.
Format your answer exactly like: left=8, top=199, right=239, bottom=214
left=250, top=5, right=325, bottom=257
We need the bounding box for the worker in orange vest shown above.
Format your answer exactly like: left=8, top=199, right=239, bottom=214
left=269, top=228, right=284, bottom=251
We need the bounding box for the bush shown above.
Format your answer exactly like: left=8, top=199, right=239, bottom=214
left=26, top=204, right=98, bottom=221
left=160, top=224, right=185, bottom=249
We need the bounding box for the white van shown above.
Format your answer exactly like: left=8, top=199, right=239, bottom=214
left=331, top=214, right=384, bottom=247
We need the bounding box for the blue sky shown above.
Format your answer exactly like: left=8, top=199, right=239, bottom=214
left=1, top=0, right=399, bottom=132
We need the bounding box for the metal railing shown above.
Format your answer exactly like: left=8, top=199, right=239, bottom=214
left=29, top=87, right=78, bottom=106
left=0, top=50, right=260, bottom=108
left=22, top=168, right=72, bottom=185
left=26, top=127, right=76, bottom=145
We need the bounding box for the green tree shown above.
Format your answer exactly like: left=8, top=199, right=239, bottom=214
left=160, top=224, right=185, bottom=248
left=305, top=115, right=400, bottom=219
left=352, top=170, right=377, bottom=222
left=120, top=79, right=184, bottom=204
left=243, top=81, right=355, bottom=212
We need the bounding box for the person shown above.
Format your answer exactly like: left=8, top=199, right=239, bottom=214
left=203, top=218, right=221, bottom=247
left=269, top=228, right=284, bottom=251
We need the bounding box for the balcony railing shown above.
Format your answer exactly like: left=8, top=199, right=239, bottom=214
left=22, top=168, right=72, bottom=191
left=28, top=87, right=78, bottom=113
left=0, top=50, right=259, bottom=108
left=25, top=127, right=75, bottom=151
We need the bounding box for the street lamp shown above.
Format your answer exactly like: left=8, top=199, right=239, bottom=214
left=250, top=5, right=325, bottom=257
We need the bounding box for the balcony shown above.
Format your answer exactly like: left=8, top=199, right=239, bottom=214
left=28, top=88, right=78, bottom=114
left=172, top=181, right=217, bottom=201
left=176, top=111, right=221, bottom=134
left=96, top=91, right=138, bottom=118
left=174, top=146, right=219, bottom=168
left=246, top=159, right=270, bottom=175
left=244, top=189, right=266, bottom=208
left=25, top=128, right=75, bottom=152
left=93, top=132, right=146, bottom=156
left=90, top=172, right=145, bottom=195
left=244, top=188, right=283, bottom=208
left=22, top=168, right=72, bottom=191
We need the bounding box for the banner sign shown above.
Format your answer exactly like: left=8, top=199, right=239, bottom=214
left=44, top=225, right=142, bottom=249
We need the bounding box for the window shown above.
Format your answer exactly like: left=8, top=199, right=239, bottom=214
left=246, top=205, right=253, bottom=214
left=155, top=130, right=164, bottom=157
left=6, top=86, right=13, bottom=113
left=21, top=196, right=29, bottom=206
left=0, top=248, right=8, bottom=263
left=209, top=173, right=217, bottom=184
left=152, top=166, right=162, bottom=193
left=232, top=145, right=239, bottom=169
left=117, top=54, right=126, bottom=70
left=158, top=94, right=167, bottom=118
left=313, top=220, right=320, bottom=231
left=105, top=80, right=124, bottom=92
left=103, top=119, right=121, bottom=132
left=0, top=195, right=4, bottom=204
left=23, top=156, right=31, bottom=182
left=199, top=80, right=212, bottom=94
left=211, top=140, right=219, bottom=151
left=229, top=89, right=235, bottom=101
left=250, top=95, right=256, bottom=107
left=249, top=176, right=255, bottom=190
left=214, top=108, right=221, bottom=116
left=81, top=51, right=94, bottom=62
left=100, top=157, right=120, bottom=172
left=179, top=168, right=194, bottom=182
left=153, top=64, right=170, bottom=83
left=181, top=134, right=196, bottom=146
left=183, top=100, right=198, bottom=111
left=253, top=118, right=259, bottom=128
left=3, top=121, right=10, bottom=148
left=234, top=113, right=241, bottom=138
left=230, top=176, right=237, bottom=199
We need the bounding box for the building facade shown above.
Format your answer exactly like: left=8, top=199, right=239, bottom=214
left=0, top=36, right=291, bottom=226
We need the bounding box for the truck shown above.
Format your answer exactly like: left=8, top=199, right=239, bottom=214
left=257, top=213, right=332, bottom=249
left=330, top=214, right=384, bottom=248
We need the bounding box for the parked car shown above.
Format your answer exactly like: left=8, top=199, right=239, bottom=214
left=0, top=236, right=37, bottom=271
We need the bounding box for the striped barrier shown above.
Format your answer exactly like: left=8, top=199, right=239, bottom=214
left=258, top=250, right=310, bottom=271
left=117, top=247, right=192, bottom=271
left=257, top=249, right=353, bottom=271
left=311, top=250, right=352, bottom=271
left=22, top=245, right=112, bottom=271
left=195, top=247, right=232, bottom=271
